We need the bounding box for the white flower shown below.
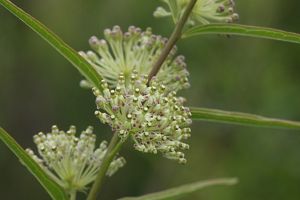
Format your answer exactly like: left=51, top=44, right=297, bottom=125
left=79, top=26, right=190, bottom=92
left=26, top=126, right=125, bottom=192
left=93, top=72, right=192, bottom=164
left=154, top=0, right=239, bottom=25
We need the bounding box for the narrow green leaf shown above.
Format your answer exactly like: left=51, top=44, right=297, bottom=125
left=191, top=107, right=300, bottom=129
left=183, top=23, right=300, bottom=44
left=0, top=0, right=103, bottom=90
left=0, top=127, right=67, bottom=200
left=118, top=178, right=237, bottom=200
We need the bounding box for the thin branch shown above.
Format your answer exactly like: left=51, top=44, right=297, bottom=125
left=147, top=0, right=197, bottom=83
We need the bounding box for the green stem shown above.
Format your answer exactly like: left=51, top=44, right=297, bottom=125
left=70, top=190, right=77, bottom=200
left=147, top=0, right=197, bottom=83
left=87, top=133, right=123, bottom=200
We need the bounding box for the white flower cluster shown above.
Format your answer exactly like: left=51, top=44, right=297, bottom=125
left=154, top=0, right=239, bottom=25
left=79, top=25, right=190, bottom=93
left=26, top=125, right=125, bottom=192
left=93, top=72, right=192, bottom=164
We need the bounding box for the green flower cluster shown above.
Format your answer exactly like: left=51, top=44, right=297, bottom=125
left=93, top=72, right=192, bottom=164
left=26, top=126, right=125, bottom=192
left=154, top=0, right=239, bottom=25
left=79, top=26, right=190, bottom=93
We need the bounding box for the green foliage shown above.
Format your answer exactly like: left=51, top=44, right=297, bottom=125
left=183, top=24, right=300, bottom=44
left=118, top=178, right=238, bottom=200
left=1, top=0, right=300, bottom=199
left=1, top=0, right=299, bottom=132
left=191, top=107, right=300, bottom=129
left=0, top=128, right=67, bottom=200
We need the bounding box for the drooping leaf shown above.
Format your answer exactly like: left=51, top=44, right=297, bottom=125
left=118, top=178, right=237, bottom=200
left=183, top=23, right=300, bottom=45
left=0, top=0, right=103, bottom=90
left=0, top=127, right=67, bottom=200
left=191, top=107, right=300, bottom=130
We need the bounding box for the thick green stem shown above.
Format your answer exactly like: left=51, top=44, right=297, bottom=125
left=147, top=0, right=197, bottom=83
left=70, top=190, right=77, bottom=200
left=87, top=133, right=123, bottom=200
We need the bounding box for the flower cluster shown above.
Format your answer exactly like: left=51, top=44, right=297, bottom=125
left=93, top=72, right=192, bottom=164
left=79, top=25, right=190, bottom=92
left=26, top=125, right=125, bottom=192
left=154, top=0, right=239, bottom=25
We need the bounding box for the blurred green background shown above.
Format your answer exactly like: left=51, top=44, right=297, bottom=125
left=1, top=0, right=300, bottom=199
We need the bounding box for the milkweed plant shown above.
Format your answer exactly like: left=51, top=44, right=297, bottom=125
left=1, top=0, right=300, bottom=200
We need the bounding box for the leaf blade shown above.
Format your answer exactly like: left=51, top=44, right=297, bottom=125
left=0, top=0, right=103, bottom=90
left=118, top=178, right=238, bottom=200
left=0, top=127, right=67, bottom=200
left=183, top=23, right=300, bottom=44
left=191, top=107, right=300, bottom=129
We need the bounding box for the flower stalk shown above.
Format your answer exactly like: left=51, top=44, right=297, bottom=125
left=70, top=190, right=77, bottom=200
left=87, top=133, right=124, bottom=200
left=148, top=0, right=198, bottom=83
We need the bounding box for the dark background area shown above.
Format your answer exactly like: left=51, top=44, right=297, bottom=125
left=1, top=0, right=300, bottom=199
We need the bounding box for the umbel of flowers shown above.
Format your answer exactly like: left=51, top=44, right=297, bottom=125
left=93, top=71, right=192, bottom=164
left=26, top=125, right=125, bottom=192
left=79, top=26, right=190, bottom=93
left=154, top=0, right=239, bottom=25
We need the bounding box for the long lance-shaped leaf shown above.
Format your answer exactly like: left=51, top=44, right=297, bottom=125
left=0, top=0, right=103, bottom=90
left=0, top=127, right=67, bottom=200
left=183, top=23, right=300, bottom=45
left=118, top=178, right=238, bottom=200
left=191, top=107, right=300, bottom=130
